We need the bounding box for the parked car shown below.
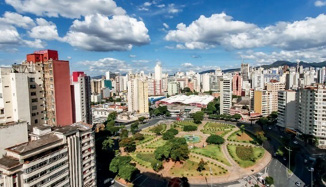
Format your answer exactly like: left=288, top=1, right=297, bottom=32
left=295, top=181, right=301, bottom=186
left=293, top=140, right=298, bottom=144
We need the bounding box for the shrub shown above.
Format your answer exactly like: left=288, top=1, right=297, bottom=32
left=151, top=160, right=163, bottom=172
left=166, top=128, right=178, bottom=135
left=206, top=135, right=225, bottom=144
left=183, top=125, right=197, bottom=131
left=134, top=133, right=145, bottom=140
left=235, top=146, right=254, bottom=160
left=162, top=131, right=175, bottom=140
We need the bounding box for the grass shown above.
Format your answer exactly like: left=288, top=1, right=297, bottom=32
left=191, top=145, right=231, bottom=166
left=174, top=120, right=197, bottom=127
left=201, top=122, right=233, bottom=137
left=130, top=153, right=156, bottom=168
left=227, top=130, right=260, bottom=144
left=136, top=134, right=155, bottom=145
left=227, top=145, right=265, bottom=168
left=145, top=138, right=167, bottom=148
left=169, top=157, right=227, bottom=177
left=148, top=124, right=167, bottom=134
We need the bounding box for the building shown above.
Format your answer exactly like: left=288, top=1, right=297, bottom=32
left=0, top=121, right=28, bottom=159
left=168, top=82, right=180, bottom=96
left=276, top=90, right=297, bottom=129
left=71, top=72, right=92, bottom=124
left=297, top=85, right=326, bottom=148
left=202, top=74, right=210, bottom=92
left=128, top=78, right=149, bottom=114
left=266, top=80, right=285, bottom=112
left=220, top=77, right=232, bottom=114
left=25, top=50, right=73, bottom=127
left=232, top=73, right=242, bottom=96
left=241, top=63, right=249, bottom=81
left=253, top=90, right=270, bottom=117
left=0, top=123, right=96, bottom=187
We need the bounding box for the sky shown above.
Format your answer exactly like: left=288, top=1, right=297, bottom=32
left=0, top=0, right=326, bottom=76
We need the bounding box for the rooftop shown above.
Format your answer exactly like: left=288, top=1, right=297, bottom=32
left=0, top=156, right=21, bottom=169
left=159, top=95, right=214, bottom=106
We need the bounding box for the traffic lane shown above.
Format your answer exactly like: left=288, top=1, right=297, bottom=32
left=190, top=180, right=241, bottom=187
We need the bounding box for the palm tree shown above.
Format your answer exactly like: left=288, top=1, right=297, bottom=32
left=102, top=137, right=114, bottom=151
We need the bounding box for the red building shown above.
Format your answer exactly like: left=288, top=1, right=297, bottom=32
left=232, top=73, right=242, bottom=96
left=26, top=50, right=73, bottom=127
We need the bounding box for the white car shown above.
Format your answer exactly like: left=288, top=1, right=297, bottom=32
left=295, top=181, right=301, bottom=186
left=293, top=141, right=298, bottom=144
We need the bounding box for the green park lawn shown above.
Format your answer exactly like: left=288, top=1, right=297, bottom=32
left=148, top=124, right=167, bottom=134
left=227, top=130, right=255, bottom=143
left=227, top=145, right=265, bottom=168
left=170, top=157, right=227, bottom=177
left=174, top=120, right=197, bottom=127
left=135, top=134, right=155, bottom=145
left=130, top=153, right=156, bottom=168
left=201, top=122, right=233, bottom=137
left=191, top=145, right=231, bottom=166
left=145, top=138, right=167, bottom=148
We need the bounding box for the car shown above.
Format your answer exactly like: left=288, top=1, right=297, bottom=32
left=283, top=157, right=287, bottom=161
left=268, top=126, right=272, bottom=130
left=104, top=178, right=115, bottom=185
left=304, top=159, right=308, bottom=163
left=295, top=181, right=301, bottom=186
left=293, top=140, right=298, bottom=144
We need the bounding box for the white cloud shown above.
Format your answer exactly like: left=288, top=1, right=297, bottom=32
left=167, top=4, right=181, bottom=14
left=157, top=4, right=165, bottom=8
left=144, top=2, right=152, bottom=6
left=0, top=12, right=35, bottom=29
left=165, top=13, right=326, bottom=51
left=79, top=57, right=132, bottom=74
left=181, top=62, right=193, bottom=68
left=132, top=59, right=150, bottom=63
left=29, top=18, right=60, bottom=40
left=163, top=23, right=169, bottom=29
left=64, top=14, right=150, bottom=51
left=315, top=0, right=326, bottom=7
left=0, top=24, right=45, bottom=50
left=5, top=0, right=125, bottom=18
left=129, top=54, right=136, bottom=58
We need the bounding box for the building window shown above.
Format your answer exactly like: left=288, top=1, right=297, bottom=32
left=31, top=98, right=38, bottom=103
left=35, top=119, right=38, bottom=124
left=29, top=78, right=35, bottom=82
left=30, top=85, right=36, bottom=89
left=32, top=106, right=37, bottom=110
left=31, top=92, right=36, bottom=96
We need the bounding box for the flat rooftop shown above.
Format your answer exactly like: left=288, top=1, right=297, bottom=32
left=0, top=156, right=21, bottom=169
left=159, top=95, right=214, bottom=106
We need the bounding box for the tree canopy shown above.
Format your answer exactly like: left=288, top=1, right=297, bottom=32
left=154, top=137, right=189, bottom=161
left=206, top=134, right=225, bottom=144
left=192, top=111, right=204, bottom=124
left=109, top=156, right=138, bottom=182
left=119, top=137, right=136, bottom=152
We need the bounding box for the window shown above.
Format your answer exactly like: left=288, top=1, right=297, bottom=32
left=32, top=106, right=37, bottom=110
left=35, top=119, right=38, bottom=124
left=30, top=85, right=36, bottom=89
left=31, top=92, right=36, bottom=96
left=29, top=78, right=35, bottom=82
left=31, top=98, right=38, bottom=103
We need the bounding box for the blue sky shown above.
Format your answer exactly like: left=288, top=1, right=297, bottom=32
left=0, top=0, right=326, bottom=75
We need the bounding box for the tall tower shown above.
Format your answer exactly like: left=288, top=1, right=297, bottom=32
left=154, top=62, right=162, bottom=81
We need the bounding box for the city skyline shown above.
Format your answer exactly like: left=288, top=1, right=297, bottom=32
left=0, top=0, right=326, bottom=76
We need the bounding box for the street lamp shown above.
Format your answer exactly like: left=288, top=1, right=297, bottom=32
left=308, top=167, right=314, bottom=187
left=209, top=167, right=212, bottom=187
left=284, top=146, right=292, bottom=171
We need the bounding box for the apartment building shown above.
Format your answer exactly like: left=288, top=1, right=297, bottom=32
left=253, top=90, right=270, bottom=117
left=241, top=63, right=249, bottom=81
left=128, top=78, right=149, bottom=114
left=232, top=73, right=242, bottom=96
left=0, top=123, right=97, bottom=187
left=71, top=72, right=92, bottom=124
left=24, top=50, right=73, bottom=127
left=297, top=85, right=326, bottom=149
left=276, top=90, right=297, bottom=129
left=266, top=80, right=285, bottom=112
left=168, top=82, right=180, bottom=96
left=219, top=77, right=232, bottom=114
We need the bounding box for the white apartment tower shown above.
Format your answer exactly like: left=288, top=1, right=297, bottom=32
left=297, top=85, right=326, bottom=149
left=277, top=90, right=297, bottom=129
left=168, top=82, right=180, bottom=96
left=219, top=77, right=232, bottom=114
left=72, top=72, right=92, bottom=124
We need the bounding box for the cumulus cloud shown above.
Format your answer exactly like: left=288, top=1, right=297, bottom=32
left=315, top=0, right=326, bottom=7
left=0, top=12, right=35, bottom=29
left=165, top=13, right=326, bottom=51
left=79, top=57, right=132, bottom=74
left=129, top=54, right=136, bottom=58
left=181, top=62, right=194, bottom=68
left=5, top=0, right=125, bottom=18
left=29, top=18, right=60, bottom=40
left=64, top=14, right=150, bottom=51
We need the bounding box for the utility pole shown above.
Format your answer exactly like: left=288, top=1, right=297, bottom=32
left=309, top=167, right=314, bottom=187
left=284, top=146, right=292, bottom=171
left=210, top=167, right=212, bottom=187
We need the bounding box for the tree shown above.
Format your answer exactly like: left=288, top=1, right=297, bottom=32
left=118, top=164, right=138, bottom=182
left=120, top=129, right=129, bottom=139
left=206, top=135, right=225, bottom=144
left=255, top=131, right=267, bottom=144
left=256, top=117, right=268, bottom=128
left=109, top=156, right=132, bottom=173
left=154, top=137, right=189, bottom=161
left=197, top=159, right=207, bottom=172
left=233, top=114, right=242, bottom=121
left=108, top=97, right=114, bottom=102
left=119, top=137, right=136, bottom=152
left=162, top=131, right=175, bottom=140
left=183, top=125, right=197, bottom=131
left=130, top=122, right=139, bottom=134
left=166, top=128, right=178, bottom=135
left=153, top=108, right=161, bottom=116
left=276, top=148, right=284, bottom=156
left=102, top=137, right=114, bottom=151
left=151, top=160, right=163, bottom=172
left=182, top=87, right=191, bottom=93
left=192, top=111, right=204, bottom=124
left=107, top=111, right=117, bottom=121
left=268, top=111, right=278, bottom=124
left=165, top=111, right=171, bottom=117
left=206, top=102, right=217, bottom=114
left=240, top=125, right=245, bottom=134
left=265, top=176, right=274, bottom=185
left=106, top=120, right=119, bottom=135
left=134, top=133, right=145, bottom=140
left=138, top=116, right=146, bottom=124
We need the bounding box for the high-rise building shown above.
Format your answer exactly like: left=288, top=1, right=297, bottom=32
left=253, top=90, right=270, bottom=117
left=220, top=77, right=232, bottom=114
left=277, top=90, right=297, bottom=129
left=266, top=80, right=285, bottom=112
left=232, top=73, right=242, bottom=96
left=128, top=78, right=149, bottom=114
left=71, top=72, right=92, bottom=124
left=0, top=123, right=97, bottom=187
left=23, top=50, right=73, bottom=127
left=168, top=82, right=180, bottom=96
left=154, top=63, right=162, bottom=81
left=105, top=71, right=110, bottom=80
left=297, top=85, right=326, bottom=149
left=317, top=67, right=326, bottom=84
left=241, top=63, right=249, bottom=81
left=202, top=74, right=210, bottom=92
